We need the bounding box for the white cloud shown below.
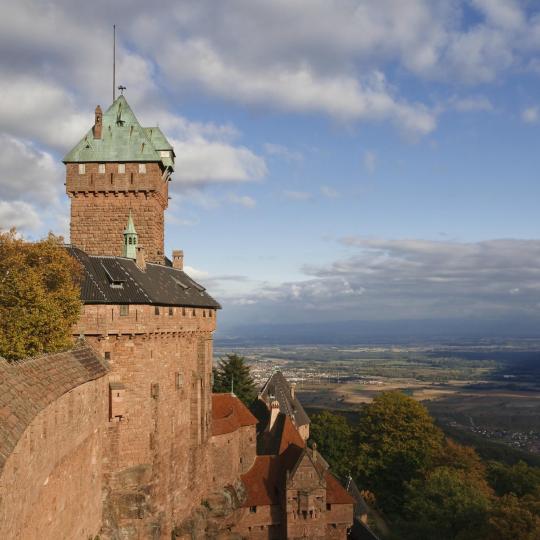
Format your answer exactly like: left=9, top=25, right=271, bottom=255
left=0, top=135, right=62, bottom=204
left=522, top=106, right=539, bottom=124
left=228, top=194, right=257, bottom=208
left=171, top=138, right=267, bottom=187
left=226, top=236, right=540, bottom=322
left=363, top=151, right=377, bottom=173
left=0, top=201, right=42, bottom=232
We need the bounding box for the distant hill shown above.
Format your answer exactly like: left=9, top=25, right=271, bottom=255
left=216, top=317, right=540, bottom=346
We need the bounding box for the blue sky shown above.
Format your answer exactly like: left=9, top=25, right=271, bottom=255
left=2, top=0, right=540, bottom=330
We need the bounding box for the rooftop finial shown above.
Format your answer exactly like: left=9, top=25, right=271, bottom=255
left=118, top=85, right=126, bottom=95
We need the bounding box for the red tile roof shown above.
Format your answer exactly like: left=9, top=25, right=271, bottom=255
left=326, top=472, right=355, bottom=505
left=241, top=455, right=282, bottom=506
left=212, top=393, right=258, bottom=436
left=278, top=415, right=306, bottom=455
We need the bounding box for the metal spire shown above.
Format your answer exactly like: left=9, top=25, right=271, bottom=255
left=113, top=25, right=116, bottom=102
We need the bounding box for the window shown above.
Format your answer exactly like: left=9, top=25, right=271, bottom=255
left=104, top=352, right=111, bottom=361
left=154, top=306, right=160, bottom=315
left=249, top=506, right=257, bottom=513
left=168, top=306, right=173, bottom=316
left=192, top=309, right=196, bottom=317
left=120, top=305, right=129, bottom=316
left=160, top=150, right=170, bottom=158
left=118, top=163, right=126, bottom=173
left=326, top=504, right=331, bottom=511
left=139, top=163, right=146, bottom=173
left=78, top=163, right=85, bottom=174
left=182, top=308, right=186, bottom=316
left=98, top=163, right=105, bottom=173
left=175, top=372, right=183, bottom=389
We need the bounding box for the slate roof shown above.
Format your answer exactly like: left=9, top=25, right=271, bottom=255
left=257, top=371, right=310, bottom=428
left=63, top=96, right=175, bottom=169
left=67, top=246, right=221, bottom=309
left=0, top=346, right=108, bottom=474
left=212, top=393, right=258, bottom=436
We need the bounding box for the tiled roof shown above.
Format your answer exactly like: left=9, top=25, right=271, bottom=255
left=257, top=412, right=306, bottom=455
left=68, top=246, right=221, bottom=309
left=258, top=371, right=310, bottom=428
left=212, top=393, right=258, bottom=436
left=0, top=346, right=108, bottom=473
left=241, top=455, right=282, bottom=506
left=326, top=472, right=355, bottom=505
left=63, top=96, right=174, bottom=169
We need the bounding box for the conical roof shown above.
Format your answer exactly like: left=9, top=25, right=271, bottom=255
left=63, top=96, right=174, bottom=169
left=124, top=210, right=137, bottom=235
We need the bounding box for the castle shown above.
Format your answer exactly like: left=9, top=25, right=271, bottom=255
left=0, top=97, right=355, bottom=539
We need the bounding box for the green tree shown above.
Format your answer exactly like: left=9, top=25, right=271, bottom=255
left=212, top=353, right=257, bottom=406
left=310, top=411, right=354, bottom=479
left=0, top=230, right=82, bottom=360
left=355, top=391, right=444, bottom=512
left=487, top=460, right=540, bottom=498
left=399, top=467, right=492, bottom=540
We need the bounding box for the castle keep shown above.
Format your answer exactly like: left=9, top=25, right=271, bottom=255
left=0, top=97, right=355, bottom=539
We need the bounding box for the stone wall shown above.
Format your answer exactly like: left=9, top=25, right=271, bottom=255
left=75, top=303, right=216, bottom=539
left=66, top=162, right=168, bottom=263
left=0, top=348, right=108, bottom=540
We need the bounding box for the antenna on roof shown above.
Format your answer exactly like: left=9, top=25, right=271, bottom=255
left=113, top=24, right=116, bottom=102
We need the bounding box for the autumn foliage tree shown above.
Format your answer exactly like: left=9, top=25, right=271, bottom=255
left=0, top=230, right=82, bottom=360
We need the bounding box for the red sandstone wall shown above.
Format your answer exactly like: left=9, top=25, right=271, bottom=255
left=66, top=162, right=168, bottom=263
left=0, top=378, right=108, bottom=540
left=75, top=303, right=216, bottom=539
left=232, top=505, right=283, bottom=540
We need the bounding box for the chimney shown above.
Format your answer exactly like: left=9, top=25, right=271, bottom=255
left=172, top=250, right=184, bottom=270
left=136, top=246, right=146, bottom=271
left=290, top=382, right=296, bottom=400
left=93, top=105, right=103, bottom=139
left=267, top=400, right=280, bottom=431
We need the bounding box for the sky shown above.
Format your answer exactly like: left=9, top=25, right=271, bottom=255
left=2, top=0, right=540, bottom=333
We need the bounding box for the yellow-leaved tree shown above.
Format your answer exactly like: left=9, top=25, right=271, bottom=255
left=0, top=229, right=82, bottom=360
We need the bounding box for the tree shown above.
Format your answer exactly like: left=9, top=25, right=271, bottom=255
left=355, top=391, right=444, bottom=512
left=487, top=460, right=540, bottom=498
left=212, top=353, right=257, bottom=406
left=486, top=494, right=540, bottom=540
left=399, top=466, right=492, bottom=540
left=310, top=411, right=354, bottom=479
left=0, top=230, right=82, bottom=360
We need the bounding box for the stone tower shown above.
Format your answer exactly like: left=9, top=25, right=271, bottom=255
left=63, top=96, right=175, bottom=263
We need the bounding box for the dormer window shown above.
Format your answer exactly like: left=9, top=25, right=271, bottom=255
left=78, top=164, right=85, bottom=174
left=160, top=150, right=170, bottom=158
left=139, top=163, right=146, bottom=174
left=98, top=163, right=105, bottom=174
left=118, top=163, right=125, bottom=173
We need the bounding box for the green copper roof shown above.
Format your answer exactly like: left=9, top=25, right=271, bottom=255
left=123, top=211, right=138, bottom=259
left=124, top=210, right=137, bottom=234
left=63, top=96, right=174, bottom=169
